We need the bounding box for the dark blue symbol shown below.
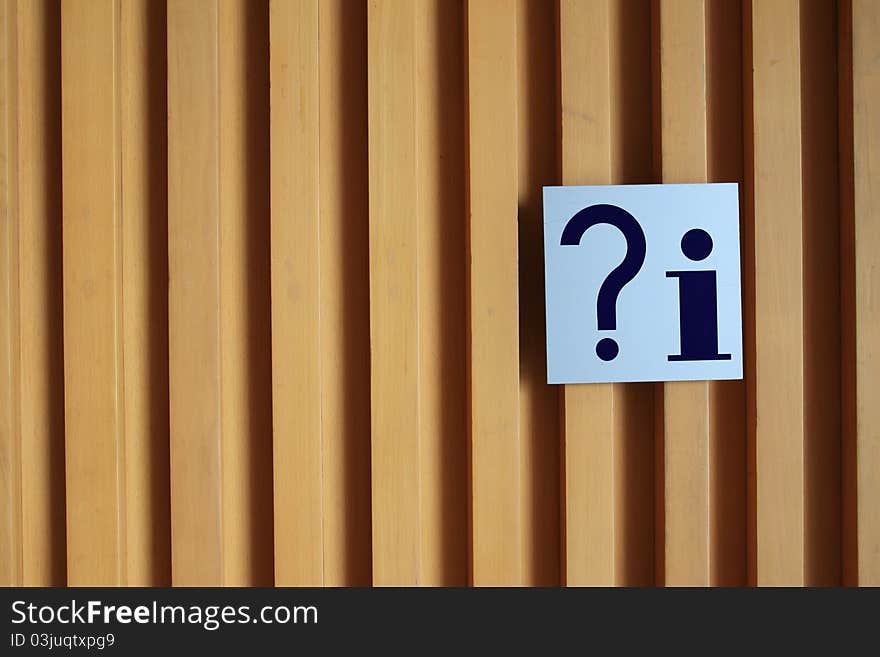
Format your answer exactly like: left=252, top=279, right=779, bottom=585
left=561, top=204, right=646, bottom=361
left=666, top=228, right=730, bottom=362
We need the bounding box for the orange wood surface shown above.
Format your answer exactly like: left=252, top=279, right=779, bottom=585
left=0, top=0, right=870, bottom=587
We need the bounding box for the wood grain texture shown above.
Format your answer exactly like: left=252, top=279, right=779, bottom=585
left=840, top=0, right=856, bottom=589
left=658, top=0, right=748, bottom=586
left=559, top=0, right=655, bottom=587
left=800, top=0, right=841, bottom=586
left=9, top=0, right=65, bottom=585
left=608, top=0, right=656, bottom=587
left=120, top=0, right=170, bottom=587
left=218, top=0, right=273, bottom=588
left=657, top=0, right=710, bottom=586
left=749, top=0, right=805, bottom=586
left=168, top=0, right=273, bottom=587
left=706, top=0, right=747, bottom=587
left=849, top=0, right=880, bottom=586
left=0, top=0, right=871, bottom=589
left=516, top=0, right=559, bottom=586
left=61, top=0, right=124, bottom=585
left=0, top=0, right=21, bottom=587
left=416, top=0, right=468, bottom=586
left=466, top=0, right=521, bottom=586
left=318, top=0, right=372, bottom=586
left=559, top=0, right=615, bottom=586
left=270, top=0, right=322, bottom=585
left=367, top=0, right=420, bottom=585
left=167, top=0, right=223, bottom=585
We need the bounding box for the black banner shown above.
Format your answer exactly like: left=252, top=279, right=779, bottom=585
left=0, top=587, right=873, bottom=654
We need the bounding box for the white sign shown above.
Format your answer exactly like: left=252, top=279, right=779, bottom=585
left=543, top=183, right=743, bottom=384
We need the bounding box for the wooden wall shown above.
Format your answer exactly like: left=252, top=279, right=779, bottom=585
left=1, top=0, right=877, bottom=586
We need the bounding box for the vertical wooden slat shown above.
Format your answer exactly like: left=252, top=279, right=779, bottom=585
left=466, top=0, right=521, bottom=585
left=706, top=0, right=747, bottom=587
left=61, top=0, right=124, bottom=585
left=560, top=0, right=655, bottom=587
left=218, top=0, right=273, bottom=587
left=368, top=0, right=420, bottom=585
left=120, top=0, right=170, bottom=587
left=11, top=0, right=65, bottom=585
left=657, top=0, right=748, bottom=587
left=270, top=0, right=322, bottom=585
left=559, top=0, right=615, bottom=586
left=416, top=0, right=468, bottom=586
left=657, top=0, right=710, bottom=586
left=611, top=0, right=658, bottom=588
left=167, top=0, right=223, bottom=585
left=742, top=0, right=757, bottom=587
left=839, top=0, right=856, bottom=589
left=516, top=0, right=559, bottom=586
left=748, top=0, right=805, bottom=585
left=318, top=0, right=372, bottom=586
left=847, top=0, right=880, bottom=586
left=0, top=0, right=21, bottom=587
left=800, top=0, right=841, bottom=586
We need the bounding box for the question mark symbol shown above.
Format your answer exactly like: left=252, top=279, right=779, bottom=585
left=560, top=204, right=646, bottom=361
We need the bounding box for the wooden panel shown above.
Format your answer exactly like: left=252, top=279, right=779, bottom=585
left=800, top=0, right=841, bottom=586
left=0, top=0, right=874, bottom=591
left=270, top=0, right=322, bottom=585
left=168, top=0, right=273, bottom=588
left=559, top=0, right=655, bottom=586
left=63, top=0, right=173, bottom=589
left=608, top=0, right=656, bottom=588
left=748, top=0, right=805, bottom=586
left=61, top=0, right=124, bottom=585
left=120, top=0, right=170, bottom=587
left=9, top=0, right=65, bottom=586
left=0, top=0, right=21, bottom=587
left=743, top=0, right=758, bottom=587
left=848, top=0, right=880, bottom=586
left=657, top=0, right=748, bottom=587
left=167, top=0, right=223, bottom=585
left=839, top=0, right=855, bottom=589
left=706, top=0, right=747, bottom=587
left=466, top=0, right=521, bottom=586
left=318, top=0, right=372, bottom=586
left=516, top=0, right=559, bottom=586
left=657, top=0, right=710, bottom=586
left=367, top=0, right=420, bottom=585
left=415, top=0, right=468, bottom=586
left=559, top=0, right=615, bottom=586
left=218, top=0, right=273, bottom=588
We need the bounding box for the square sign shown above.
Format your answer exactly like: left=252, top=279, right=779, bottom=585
left=543, top=183, right=743, bottom=384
